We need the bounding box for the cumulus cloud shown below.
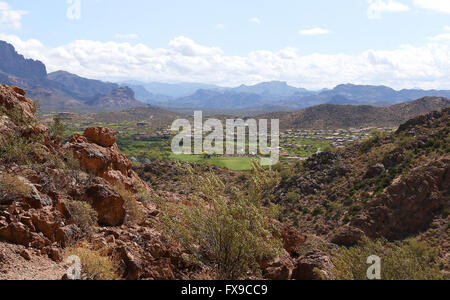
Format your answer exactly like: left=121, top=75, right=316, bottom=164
left=0, top=2, right=28, bottom=29
left=414, top=0, right=450, bottom=14
left=367, top=0, right=409, bottom=19
left=249, top=17, right=261, bottom=24
left=299, top=27, right=331, bottom=36
left=428, top=26, right=450, bottom=41
left=1, top=33, right=450, bottom=90
left=115, top=33, right=139, bottom=40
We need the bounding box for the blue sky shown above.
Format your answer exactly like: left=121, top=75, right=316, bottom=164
left=1, top=0, right=450, bottom=89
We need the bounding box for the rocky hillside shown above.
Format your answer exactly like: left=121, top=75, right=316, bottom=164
left=263, top=96, right=450, bottom=130
left=87, top=87, right=146, bottom=111
left=0, top=84, right=181, bottom=279
left=47, top=71, right=118, bottom=100
left=274, top=107, right=449, bottom=274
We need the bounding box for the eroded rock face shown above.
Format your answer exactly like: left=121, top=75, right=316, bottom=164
left=84, top=127, right=117, bottom=147
left=261, top=255, right=294, bottom=280
left=85, top=184, right=125, bottom=226
left=330, top=225, right=365, bottom=246
left=292, top=252, right=335, bottom=280
left=0, top=84, right=47, bottom=138
left=352, top=155, right=450, bottom=240
left=66, top=128, right=146, bottom=190
left=280, top=224, right=307, bottom=257
left=0, top=85, right=35, bottom=120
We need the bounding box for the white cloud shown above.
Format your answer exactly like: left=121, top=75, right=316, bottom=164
left=414, top=0, right=450, bottom=14
left=115, top=33, right=139, bottom=40
left=0, top=2, right=28, bottom=29
left=1, top=33, right=450, bottom=90
left=249, top=17, right=261, bottom=24
left=214, top=24, right=225, bottom=30
left=299, top=27, right=331, bottom=36
left=429, top=33, right=450, bottom=41
left=428, top=26, right=450, bottom=41
left=367, top=0, right=409, bottom=19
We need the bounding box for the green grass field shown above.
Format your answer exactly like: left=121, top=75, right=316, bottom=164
left=170, top=154, right=254, bottom=171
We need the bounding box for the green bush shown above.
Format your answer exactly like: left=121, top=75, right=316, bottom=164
left=48, top=115, right=66, bottom=143
left=332, top=237, right=446, bottom=280
left=66, top=243, right=119, bottom=280
left=64, top=200, right=98, bottom=231
left=156, top=161, right=283, bottom=280
left=0, top=132, right=42, bottom=164
left=113, top=184, right=144, bottom=224
left=286, top=191, right=300, bottom=203
left=0, top=173, right=32, bottom=200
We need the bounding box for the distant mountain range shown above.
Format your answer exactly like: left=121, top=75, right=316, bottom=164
left=2, top=39, right=450, bottom=114
left=0, top=40, right=146, bottom=112
left=126, top=80, right=450, bottom=112
left=260, top=96, right=450, bottom=130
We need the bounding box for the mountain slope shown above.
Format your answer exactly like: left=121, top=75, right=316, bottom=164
left=47, top=70, right=118, bottom=100
left=0, top=41, right=145, bottom=112
left=0, top=41, right=47, bottom=82
left=87, top=87, right=147, bottom=111
left=263, top=97, right=450, bottom=129
left=274, top=107, right=449, bottom=272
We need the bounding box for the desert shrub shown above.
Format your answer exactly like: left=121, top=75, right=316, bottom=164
left=0, top=132, right=42, bottom=164
left=0, top=173, right=32, bottom=200
left=322, top=144, right=336, bottom=153
left=312, top=207, right=323, bottom=216
left=66, top=243, right=119, bottom=280
left=332, top=237, right=446, bottom=280
left=64, top=200, right=98, bottom=232
left=156, top=160, right=283, bottom=280
left=48, top=115, right=66, bottom=143
left=0, top=106, right=29, bottom=126
left=113, top=184, right=144, bottom=224
left=62, top=150, right=81, bottom=170
left=279, top=169, right=293, bottom=182
left=286, top=191, right=300, bottom=203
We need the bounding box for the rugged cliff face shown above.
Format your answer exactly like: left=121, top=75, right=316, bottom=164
left=0, top=41, right=47, bottom=82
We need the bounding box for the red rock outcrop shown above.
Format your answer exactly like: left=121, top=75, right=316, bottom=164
left=292, top=252, right=335, bottom=280
left=84, top=127, right=117, bottom=147
left=65, top=128, right=146, bottom=190
left=0, top=84, right=47, bottom=139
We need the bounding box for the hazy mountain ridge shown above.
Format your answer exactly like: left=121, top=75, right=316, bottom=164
left=127, top=81, right=450, bottom=112
left=261, top=97, right=450, bottom=129
left=0, top=41, right=146, bottom=112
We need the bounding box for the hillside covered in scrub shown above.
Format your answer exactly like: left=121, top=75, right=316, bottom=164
left=272, top=107, right=450, bottom=277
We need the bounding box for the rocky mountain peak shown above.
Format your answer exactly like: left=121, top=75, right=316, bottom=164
left=0, top=41, right=47, bottom=81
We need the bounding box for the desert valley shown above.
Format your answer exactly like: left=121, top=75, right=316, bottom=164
left=0, top=39, right=449, bottom=281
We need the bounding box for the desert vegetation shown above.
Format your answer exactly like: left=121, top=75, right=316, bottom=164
left=155, top=161, right=284, bottom=279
